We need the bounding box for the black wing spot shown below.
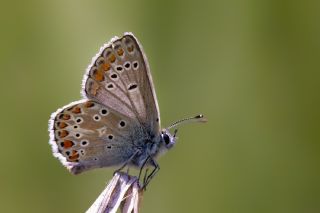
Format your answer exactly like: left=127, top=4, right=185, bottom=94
left=81, top=140, right=89, bottom=146
left=124, top=62, right=131, bottom=69
left=107, top=83, right=114, bottom=89
left=101, top=109, right=108, bottom=115
left=116, top=66, right=123, bottom=71
left=76, top=118, right=83, bottom=123
left=94, top=115, right=101, bottom=121
left=133, top=61, right=139, bottom=69
left=110, top=73, right=118, bottom=79
left=119, top=120, right=126, bottom=127
left=128, top=84, right=138, bottom=90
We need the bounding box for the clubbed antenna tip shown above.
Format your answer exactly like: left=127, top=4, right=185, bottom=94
left=167, top=114, right=207, bottom=130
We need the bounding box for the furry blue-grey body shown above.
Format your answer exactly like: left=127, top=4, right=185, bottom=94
left=129, top=133, right=163, bottom=167
left=127, top=124, right=176, bottom=168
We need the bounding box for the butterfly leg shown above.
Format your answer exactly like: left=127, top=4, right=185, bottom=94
left=113, top=150, right=140, bottom=176
left=138, top=155, right=151, bottom=181
left=142, top=158, right=160, bottom=190
left=143, top=168, right=149, bottom=185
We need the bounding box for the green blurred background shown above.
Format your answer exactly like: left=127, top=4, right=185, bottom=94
left=1, top=0, right=319, bottom=212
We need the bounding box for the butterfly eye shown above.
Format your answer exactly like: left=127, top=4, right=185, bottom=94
left=163, top=134, right=170, bottom=145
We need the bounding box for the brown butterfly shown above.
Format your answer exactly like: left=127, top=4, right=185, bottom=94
left=49, top=32, right=206, bottom=187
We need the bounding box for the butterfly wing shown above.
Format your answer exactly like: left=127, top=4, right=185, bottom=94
left=49, top=100, right=145, bottom=174
left=49, top=33, right=161, bottom=174
left=82, top=33, right=161, bottom=134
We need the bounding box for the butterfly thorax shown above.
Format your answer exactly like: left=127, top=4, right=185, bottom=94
left=129, top=128, right=176, bottom=168
left=130, top=133, right=163, bottom=168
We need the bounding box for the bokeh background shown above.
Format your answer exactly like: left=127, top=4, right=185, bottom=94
left=1, top=0, right=319, bottom=212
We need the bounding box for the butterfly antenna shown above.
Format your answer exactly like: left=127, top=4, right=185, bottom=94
left=167, top=114, right=207, bottom=130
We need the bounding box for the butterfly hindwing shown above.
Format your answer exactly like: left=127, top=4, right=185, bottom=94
left=83, top=33, right=160, bottom=135
left=49, top=100, right=139, bottom=174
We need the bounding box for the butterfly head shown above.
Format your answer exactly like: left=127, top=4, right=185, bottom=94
left=160, top=114, right=207, bottom=150
left=160, top=129, right=177, bottom=149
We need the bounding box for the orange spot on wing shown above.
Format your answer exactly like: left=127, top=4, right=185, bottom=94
left=64, top=140, right=74, bottom=148
left=87, top=80, right=100, bottom=96
left=117, top=48, right=124, bottom=56
left=71, top=107, right=81, bottom=114
left=59, top=114, right=71, bottom=120
left=109, top=54, right=116, bottom=63
left=90, top=82, right=100, bottom=96
left=58, top=122, right=68, bottom=128
left=127, top=45, right=134, bottom=52
left=59, top=130, right=69, bottom=138
left=69, top=150, right=79, bottom=161
left=94, top=70, right=105, bottom=82
left=103, top=63, right=111, bottom=71
left=84, top=101, right=95, bottom=108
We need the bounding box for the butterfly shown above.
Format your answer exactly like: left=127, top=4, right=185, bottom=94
left=49, top=32, right=206, bottom=187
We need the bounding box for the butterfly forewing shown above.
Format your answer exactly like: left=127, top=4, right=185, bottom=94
left=83, top=33, right=160, bottom=134
left=50, top=100, right=139, bottom=174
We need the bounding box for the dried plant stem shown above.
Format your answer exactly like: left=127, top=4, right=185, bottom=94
left=86, top=172, right=143, bottom=213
